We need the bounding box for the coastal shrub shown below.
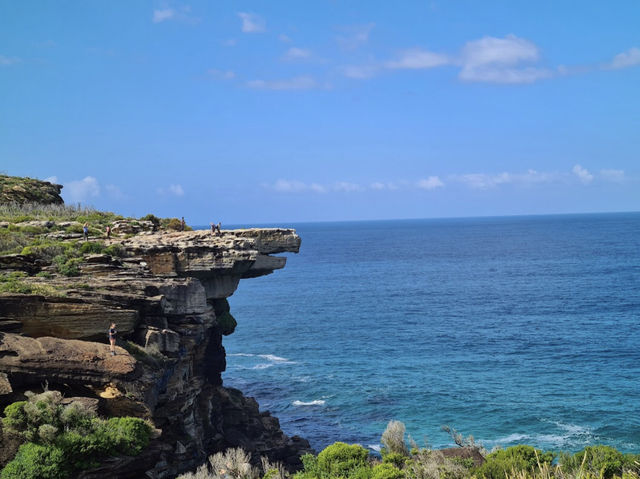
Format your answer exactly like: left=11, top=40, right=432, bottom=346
left=316, top=442, right=370, bottom=478
left=217, top=311, right=237, bottom=335
left=475, top=445, right=554, bottom=479
left=371, top=463, right=404, bottom=479
left=405, top=449, right=469, bottom=479
left=560, top=446, right=638, bottom=479
left=79, top=241, right=105, bottom=254
left=104, top=243, right=124, bottom=257
left=382, top=453, right=407, bottom=469
left=166, top=218, right=183, bottom=231
left=1, top=391, right=152, bottom=478
left=0, top=442, right=68, bottom=479
left=381, top=421, right=409, bottom=457
left=140, top=214, right=161, bottom=230
left=53, top=255, right=81, bottom=276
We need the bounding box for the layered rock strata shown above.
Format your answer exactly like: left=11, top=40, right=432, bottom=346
left=0, top=229, right=311, bottom=478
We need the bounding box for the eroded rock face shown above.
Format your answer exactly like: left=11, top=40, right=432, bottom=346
left=0, top=228, right=311, bottom=478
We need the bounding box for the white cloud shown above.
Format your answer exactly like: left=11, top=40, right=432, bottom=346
left=370, top=182, right=399, bottom=191
left=284, top=47, right=311, bottom=60
left=0, top=55, right=21, bottom=66
left=64, top=176, right=100, bottom=203
left=572, top=164, right=594, bottom=185
left=169, top=184, right=184, bottom=196
left=606, top=47, right=640, bottom=70
left=157, top=184, right=185, bottom=197
left=343, top=64, right=379, bottom=79
left=417, top=176, right=445, bottom=190
left=336, top=23, right=375, bottom=50
left=271, top=180, right=326, bottom=193
left=278, top=34, right=292, bottom=43
left=451, top=169, right=560, bottom=189
left=599, top=169, right=625, bottom=182
left=459, top=35, right=552, bottom=84
left=207, top=69, right=235, bottom=80
left=333, top=181, right=363, bottom=192
left=152, top=8, right=175, bottom=23
left=238, top=12, right=265, bottom=33
left=386, top=49, right=449, bottom=69
left=44, top=176, right=58, bottom=184
left=246, top=76, right=318, bottom=91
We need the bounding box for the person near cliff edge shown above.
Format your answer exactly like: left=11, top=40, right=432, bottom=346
left=180, top=217, right=186, bottom=231
left=83, top=222, right=89, bottom=241
left=108, top=323, right=117, bottom=356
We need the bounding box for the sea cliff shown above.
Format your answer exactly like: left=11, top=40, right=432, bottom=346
left=0, top=176, right=311, bottom=478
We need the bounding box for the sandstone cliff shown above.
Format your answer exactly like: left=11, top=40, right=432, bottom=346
left=0, top=175, right=63, bottom=204
left=0, top=227, right=311, bottom=478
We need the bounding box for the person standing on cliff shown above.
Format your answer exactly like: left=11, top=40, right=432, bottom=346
left=108, top=323, right=117, bottom=356
left=105, top=225, right=111, bottom=240
left=83, top=222, right=89, bottom=241
left=180, top=217, right=186, bottom=231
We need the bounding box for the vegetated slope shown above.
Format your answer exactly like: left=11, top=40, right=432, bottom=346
left=0, top=175, right=63, bottom=205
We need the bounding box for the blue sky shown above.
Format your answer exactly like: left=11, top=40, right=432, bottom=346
left=1, top=1, right=639, bottom=224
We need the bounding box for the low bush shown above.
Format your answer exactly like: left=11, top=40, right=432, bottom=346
left=372, top=463, right=404, bottom=479
left=560, top=446, right=639, bottom=479
left=104, top=243, right=124, bottom=257
left=316, top=442, right=370, bottom=478
left=1, top=391, right=152, bottom=478
left=381, top=421, right=409, bottom=457
left=475, top=445, right=555, bottom=479
left=53, top=255, right=81, bottom=277
left=79, top=241, right=105, bottom=254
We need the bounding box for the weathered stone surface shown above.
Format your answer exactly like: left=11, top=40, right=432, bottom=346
left=0, top=175, right=63, bottom=204
left=0, top=333, right=135, bottom=385
left=0, top=226, right=309, bottom=477
left=0, top=294, right=138, bottom=340
left=0, top=372, right=11, bottom=395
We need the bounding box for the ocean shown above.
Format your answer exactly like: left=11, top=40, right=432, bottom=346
left=221, top=213, right=640, bottom=453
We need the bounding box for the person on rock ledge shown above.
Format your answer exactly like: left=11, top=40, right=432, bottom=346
left=108, top=323, right=117, bottom=356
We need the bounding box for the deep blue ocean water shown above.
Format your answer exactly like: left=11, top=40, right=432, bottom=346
left=220, top=213, right=640, bottom=454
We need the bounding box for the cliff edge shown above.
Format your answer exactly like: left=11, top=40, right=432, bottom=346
left=0, top=195, right=311, bottom=477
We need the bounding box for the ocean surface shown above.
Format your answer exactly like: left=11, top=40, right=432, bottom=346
left=220, top=213, right=640, bottom=453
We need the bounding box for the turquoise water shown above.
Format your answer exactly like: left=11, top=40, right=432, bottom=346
left=221, top=213, right=640, bottom=453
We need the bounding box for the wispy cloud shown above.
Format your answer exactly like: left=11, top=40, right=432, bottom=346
left=157, top=184, right=185, bottom=196
left=342, top=64, right=379, bottom=79
left=417, top=176, right=445, bottom=190
left=459, top=35, right=552, bottom=84
left=246, top=76, right=318, bottom=91
left=451, top=169, right=561, bottom=189
left=386, top=49, right=449, bottom=70
left=283, top=47, right=311, bottom=61
left=44, top=176, right=59, bottom=184
left=152, top=8, right=175, bottom=23
left=278, top=34, right=292, bottom=43
left=334, top=181, right=364, bottom=192
left=207, top=69, right=235, bottom=80
left=605, top=47, right=640, bottom=70
left=0, top=55, right=21, bottom=66
left=336, top=23, right=375, bottom=50
left=222, top=39, right=237, bottom=47
left=599, top=169, right=625, bottom=182
left=572, top=164, right=594, bottom=185
left=270, top=180, right=326, bottom=193
left=238, top=12, right=266, bottom=33
left=64, top=176, right=101, bottom=203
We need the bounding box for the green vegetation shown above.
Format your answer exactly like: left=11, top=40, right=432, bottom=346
left=176, top=420, right=640, bottom=479
left=1, top=391, right=152, bottom=479
left=0, top=175, right=63, bottom=205
left=0, top=272, right=62, bottom=296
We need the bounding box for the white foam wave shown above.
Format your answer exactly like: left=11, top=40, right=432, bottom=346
left=292, top=400, right=326, bottom=406
left=494, top=433, right=529, bottom=443
left=368, top=444, right=382, bottom=452
left=252, top=363, right=275, bottom=370
left=259, top=354, right=290, bottom=362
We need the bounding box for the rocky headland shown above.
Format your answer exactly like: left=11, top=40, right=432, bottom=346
left=0, top=176, right=311, bottom=478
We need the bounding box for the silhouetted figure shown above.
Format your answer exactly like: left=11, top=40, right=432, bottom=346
left=180, top=217, right=186, bottom=231
left=83, top=222, right=89, bottom=241
left=108, top=323, right=117, bottom=356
